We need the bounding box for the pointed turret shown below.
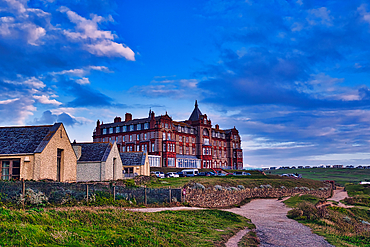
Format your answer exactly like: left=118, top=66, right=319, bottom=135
left=188, top=100, right=203, bottom=121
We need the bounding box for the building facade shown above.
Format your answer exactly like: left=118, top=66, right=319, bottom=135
left=0, top=123, right=77, bottom=182
left=93, top=101, right=243, bottom=169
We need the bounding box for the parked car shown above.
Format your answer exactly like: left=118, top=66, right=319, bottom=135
left=198, top=171, right=215, bottom=176
left=233, top=171, right=251, bottom=176
left=165, top=172, right=179, bottom=178
left=152, top=171, right=165, bottom=178
left=180, top=169, right=199, bottom=177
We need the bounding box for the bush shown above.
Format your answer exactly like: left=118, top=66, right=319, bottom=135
left=287, top=208, right=303, bottom=219
left=18, top=188, right=48, bottom=205
left=296, top=201, right=318, bottom=220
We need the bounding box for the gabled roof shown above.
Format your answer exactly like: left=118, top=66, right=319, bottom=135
left=73, top=142, right=112, bottom=162
left=120, top=152, right=146, bottom=166
left=0, top=123, right=62, bottom=155
left=188, top=100, right=203, bottom=121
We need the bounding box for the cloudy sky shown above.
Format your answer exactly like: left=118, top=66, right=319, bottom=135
left=2, top=0, right=370, bottom=168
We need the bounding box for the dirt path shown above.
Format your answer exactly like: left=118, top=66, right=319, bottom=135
left=321, top=189, right=353, bottom=208
left=224, top=199, right=334, bottom=247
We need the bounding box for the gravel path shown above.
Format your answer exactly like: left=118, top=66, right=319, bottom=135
left=321, top=189, right=353, bottom=208
left=224, top=199, right=334, bottom=247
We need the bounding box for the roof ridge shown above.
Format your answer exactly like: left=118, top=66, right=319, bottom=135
left=0, top=124, right=54, bottom=129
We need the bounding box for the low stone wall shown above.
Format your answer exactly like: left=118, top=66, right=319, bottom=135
left=185, top=186, right=332, bottom=208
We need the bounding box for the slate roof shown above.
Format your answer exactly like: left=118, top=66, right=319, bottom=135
left=0, top=123, right=62, bottom=155
left=120, top=152, right=146, bottom=166
left=99, top=116, right=161, bottom=128
left=72, top=143, right=112, bottom=162
left=188, top=100, right=203, bottom=121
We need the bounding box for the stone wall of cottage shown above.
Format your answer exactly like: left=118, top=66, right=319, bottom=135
left=39, top=124, right=77, bottom=182
left=103, top=143, right=123, bottom=181
left=77, top=162, right=102, bottom=182
left=185, top=186, right=332, bottom=208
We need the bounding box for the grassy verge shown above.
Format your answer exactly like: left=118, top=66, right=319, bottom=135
left=0, top=207, right=254, bottom=246
left=283, top=194, right=321, bottom=208
left=147, top=175, right=326, bottom=189
left=238, top=230, right=260, bottom=247
left=285, top=195, right=370, bottom=246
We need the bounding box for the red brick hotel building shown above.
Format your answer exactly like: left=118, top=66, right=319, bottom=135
left=93, top=101, right=243, bottom=169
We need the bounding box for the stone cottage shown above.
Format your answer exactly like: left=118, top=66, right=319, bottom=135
left=120, top=151, right=150, bottom=177
left=0, top=123, right=77, bottom=182
left=72, top=142, right=123, bottom=182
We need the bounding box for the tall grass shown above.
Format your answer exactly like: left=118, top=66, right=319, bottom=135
left=0, top=208, right=254, bottom=246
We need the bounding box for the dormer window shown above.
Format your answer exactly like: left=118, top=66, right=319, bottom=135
left=204, top=118, right=207, bottom=124
left=137, top=124, right=141, bottom=130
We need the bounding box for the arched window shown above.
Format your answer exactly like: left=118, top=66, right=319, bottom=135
left=203, top=128, right=209, bottom=136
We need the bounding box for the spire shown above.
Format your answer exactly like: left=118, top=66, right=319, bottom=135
left=149, top=108, right=152, bottom=117
left=188, top=100, right=203, bottom=121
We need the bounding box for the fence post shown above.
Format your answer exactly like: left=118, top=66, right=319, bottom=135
left=22, top=178, right=25, bottom=210
left=144, top=185, right=147, bottom=205
left=113, top=185, right=116, bottom=201
left=86, top=184, right=89, bottom=203
left=169, top=186, right=171, bottom=203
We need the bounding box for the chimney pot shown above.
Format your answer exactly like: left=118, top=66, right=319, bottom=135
left=125, top=113, right=132, bottom=122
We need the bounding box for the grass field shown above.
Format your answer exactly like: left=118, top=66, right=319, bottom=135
left=0, top=207, right=254, bottom=246
left=269, top=168, right=370, bottom=186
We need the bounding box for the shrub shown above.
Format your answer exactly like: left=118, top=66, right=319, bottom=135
left=296, top=201, right=318, bottom=220
left=18, top=188, right=48, bottom=205
left=287, top=208, right=303, bottom=219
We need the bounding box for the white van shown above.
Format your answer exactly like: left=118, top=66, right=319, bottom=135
left=181, top=169, right=199, bottom=177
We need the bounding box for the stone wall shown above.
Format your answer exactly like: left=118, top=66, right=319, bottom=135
left=185, top=186, right=332, bottom=208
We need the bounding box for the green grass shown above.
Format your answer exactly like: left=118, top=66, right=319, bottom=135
left=283, top=194, right=321, bottom=208
left=238, top=230, right=259, bottom=247
left=269, top=168, right=370, bottom=186
left=285, top=186, right=370, bottom=247
left=0, top=207, right=254, bottom=246
left=147, top=175, right=326, bottom=189
left=345, top=184, right=370, bottom=197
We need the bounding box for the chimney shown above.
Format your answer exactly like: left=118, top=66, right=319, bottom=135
left=72, top=145, right=82, bottom=160
left=96, top=120, right=100, bottom=127
left=215, top=124, right=219, bottom=130
left=114, top=116, right=122, bottom=123
left=125, top=113, right=132, bottom=122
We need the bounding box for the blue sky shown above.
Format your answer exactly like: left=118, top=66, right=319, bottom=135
left=2, top=0, right=370, bottom=168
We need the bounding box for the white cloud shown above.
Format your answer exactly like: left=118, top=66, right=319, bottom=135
left=76, top=77, right=90, bottom=85
left=59, top=7, right=135, bottom=60
left=85, top=40, right=135, bottom=60
left=308, top=152, right=370, bottom=161
left=33, top=95, right=62, bottom=105
left=5, top=76, right=46, bottom=89
left=307, top=7, right=334, bottom=26
left=0, top=98, right=19, bottom=104
left=358, top=4, right=370, bottom=24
